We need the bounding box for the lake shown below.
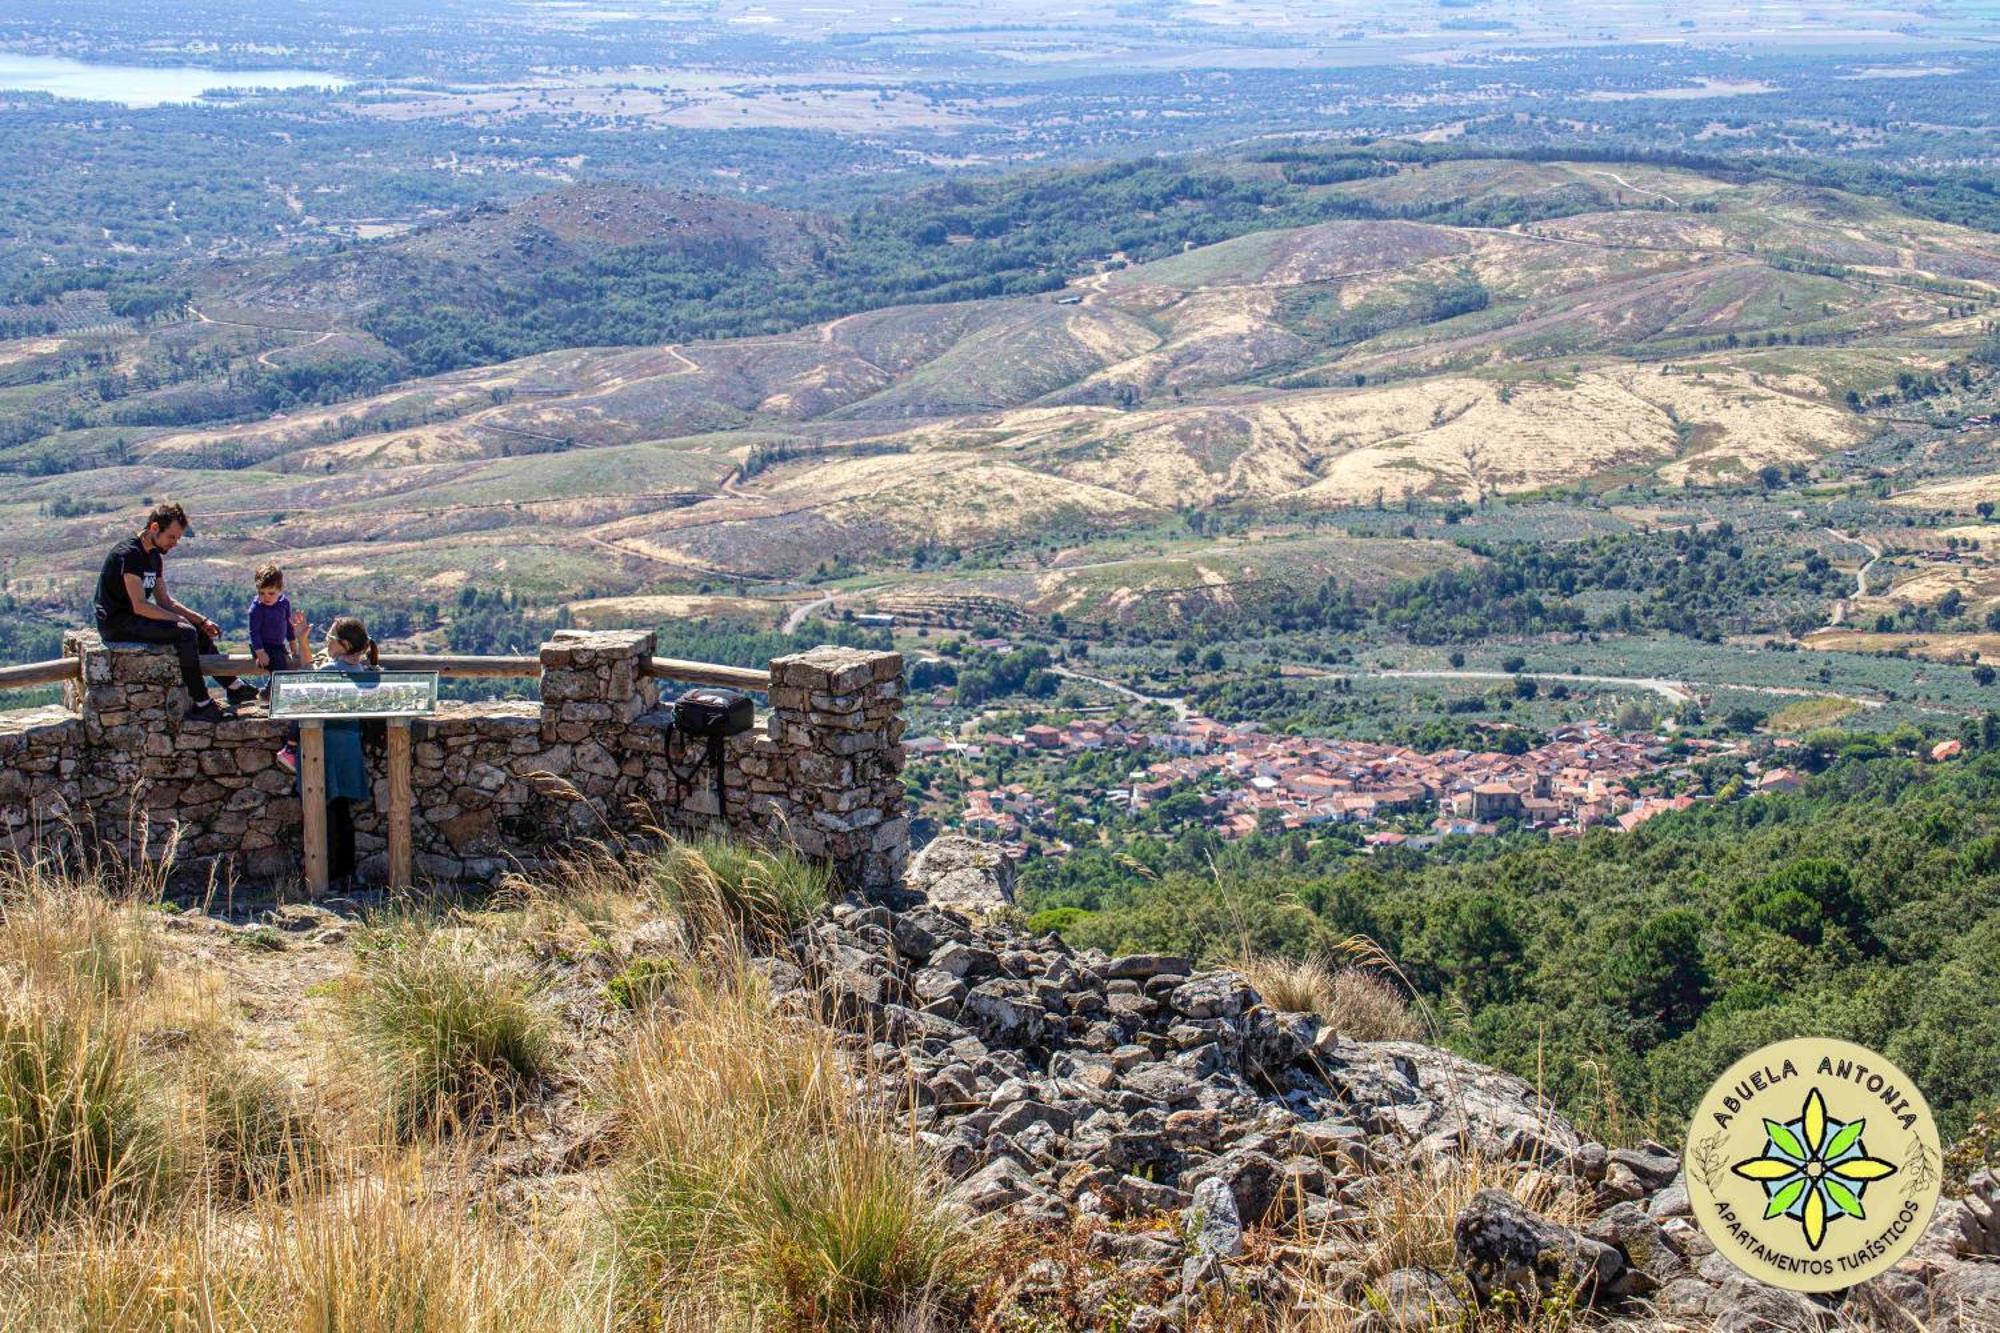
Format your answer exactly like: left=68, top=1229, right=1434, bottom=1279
left=0, top=52, right=349, bottom=106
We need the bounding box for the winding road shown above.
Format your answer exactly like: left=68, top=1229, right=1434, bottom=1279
left=783, top=594, right=835, bottom=633
left=1589, top=170, right=1679, bottom=206
left=190, top=307, right=335, bottom=367
left=1819, top=527, right=1885, bottom=627
left=1050, top=661, right=1895, bottom=718
left=1049, top=666, right=1192, bottom=719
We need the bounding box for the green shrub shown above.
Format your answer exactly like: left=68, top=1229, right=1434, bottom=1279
left=605, top=956, right=682, bottom=1012
left=1027, top=906, right=1091, bottom=936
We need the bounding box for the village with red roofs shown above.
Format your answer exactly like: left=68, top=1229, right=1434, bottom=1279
left=905, top=711, right=1823, bottom=858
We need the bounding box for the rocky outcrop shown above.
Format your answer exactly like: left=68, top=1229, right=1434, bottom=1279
left=775, top=860, right=2000, bottom=1331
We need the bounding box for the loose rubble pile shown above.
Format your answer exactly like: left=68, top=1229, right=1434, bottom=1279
left=759, top=837, right=2000, bottom=1331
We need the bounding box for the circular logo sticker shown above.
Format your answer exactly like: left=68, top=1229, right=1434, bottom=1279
left=1685, top=1037, right=1942, bottom=1292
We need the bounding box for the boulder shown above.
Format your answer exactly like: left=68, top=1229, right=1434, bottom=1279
left=960, top=980, right=1046, bottom=1047
left=958, top=1156, right=1041, bottom=1217
left=1105, top=954, right=1193, bottom=981
left=1182, top=1148, right=1289, bottom=1227
left=1167, top=973, right=1253, bottom=1021
left=1187, top=1175, right=1244, bottom=1258
left=1915, top=1168, right=2000, bottom=1262
left=1356, top=1267, right=1465, bottom=1333
left=907, top=835, right=1014, bottom=913
left=1931, top=1260, right=2000, bottom=1332
left=1315, top=1038, right=1584, bottom=1165
left=1608, top=1142, right=1681, bottom=1192
left=1704, top=1273, right=1829, bottom=1332
left=1454, top=1189, right=1625, bottom=1306
left=1585, top=1200, right=1685, bottom=1293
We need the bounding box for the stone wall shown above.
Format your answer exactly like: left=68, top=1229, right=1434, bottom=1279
left=0, top=630, right=906, bottom=894
left=0, top=706, right=83, bottom=849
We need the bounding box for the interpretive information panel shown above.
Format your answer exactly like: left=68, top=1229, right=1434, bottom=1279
left=268, top=671, right=439, bottom=720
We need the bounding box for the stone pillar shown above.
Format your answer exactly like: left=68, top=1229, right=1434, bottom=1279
left=59, top=629, right=295, bottom=880
left=761, top=646, right=907, bottom=895
left=538, top=629, right=659, bottom=812
left=64, top=629, right=186, bottom=862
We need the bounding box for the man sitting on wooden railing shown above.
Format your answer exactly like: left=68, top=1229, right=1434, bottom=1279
left=93, top=502, right=256, bottom=722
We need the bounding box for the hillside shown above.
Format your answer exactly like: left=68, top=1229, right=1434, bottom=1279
left=204, top=182, right=834, bottom=325
left=6, top=836, right=1996, bottom=1331
left=5, top=155, right=1999, bottom=638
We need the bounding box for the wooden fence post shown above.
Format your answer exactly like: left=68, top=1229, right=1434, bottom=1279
left=299, top=721, right=328, bottom=896
left=387, top=720, right=412, bottom=891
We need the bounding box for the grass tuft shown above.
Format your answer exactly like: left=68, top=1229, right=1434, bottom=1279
left=610, top=961, right=975, bottom=1329
left=651, top=837, right=833, bottom=948
left=270, top=1161, right=583, bottom=1333
left=1233, top=953, right=1422, bottom=1042
left=194, top=1057, right=328, bottom=1201
left=0, top=994, right=178, bottom=1232
left=340, top=923, right=556, bottom=1134
left=0, top=857, right=159, bottom=1002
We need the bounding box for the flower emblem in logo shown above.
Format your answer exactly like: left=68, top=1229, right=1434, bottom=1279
left=1731, top=1087, right=1898, bottom=1251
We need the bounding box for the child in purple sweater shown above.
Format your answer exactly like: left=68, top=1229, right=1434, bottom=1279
left=251, top=563, right=310, bottom=773
left=249, top=563, right=308, bottom=697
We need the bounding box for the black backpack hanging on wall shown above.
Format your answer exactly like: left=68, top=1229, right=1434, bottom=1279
left=672, top=688, right=755, bottom=815
left=673, top=688, right=754, bottom=741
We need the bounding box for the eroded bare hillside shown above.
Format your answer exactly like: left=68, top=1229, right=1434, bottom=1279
left=5, top=160, right=1997, bottom=621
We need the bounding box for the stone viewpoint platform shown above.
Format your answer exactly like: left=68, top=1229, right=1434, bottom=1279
left=0, top=630, right=907, bottom=893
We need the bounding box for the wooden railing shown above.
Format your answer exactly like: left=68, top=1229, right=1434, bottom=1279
left=0, top=652, right=769, bottom=694
left=0, top=659, right=78, bottom=689
left=200, top=653, right=543, bottom=680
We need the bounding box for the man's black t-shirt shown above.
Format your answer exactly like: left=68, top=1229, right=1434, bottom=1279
left=95, top=536, right=162, bottom=625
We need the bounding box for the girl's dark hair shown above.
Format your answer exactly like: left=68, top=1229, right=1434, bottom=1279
left=328, top=616, right=379, bottom=668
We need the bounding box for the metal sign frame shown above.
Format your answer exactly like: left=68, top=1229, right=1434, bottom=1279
left=269, top=670, right=439, bottom=721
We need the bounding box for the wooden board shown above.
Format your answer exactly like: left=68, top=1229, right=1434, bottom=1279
left=299, top=721, right=328, bottom=896
left=387, top=721, right=412, bottom=891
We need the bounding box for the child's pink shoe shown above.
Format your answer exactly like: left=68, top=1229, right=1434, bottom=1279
left=276, top=744, right=298, bottom=776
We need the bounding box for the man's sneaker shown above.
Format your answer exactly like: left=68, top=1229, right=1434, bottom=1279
left=276, top=744, right=298, bottom=776
left=185, top=698, right=224, bottom=723
left=225, top=682, right=260, bottom=708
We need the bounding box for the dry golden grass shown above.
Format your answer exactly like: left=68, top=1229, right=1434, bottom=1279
left=0, top=1158, right=589, bottom=1333
left=0, top=994, right=183, bottom=1234
left=338, top=919, right=558, bottom=1136
left=608, top=956, right=978, bottom=1330
left=0, top=839, right=985, bottom=1333
left=1227, top=1155, right=1598, bottom=1333
left=0, top=838, right=1754, bottom=1333
left=0, top=851, right=161, bottom=1003
left=1232, top=954, right=1423, bottom=1042
left=650, top=835, right=835, bottom=951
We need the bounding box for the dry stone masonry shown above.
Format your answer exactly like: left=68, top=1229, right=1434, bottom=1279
left=0, top=630, right=907, bottom=893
